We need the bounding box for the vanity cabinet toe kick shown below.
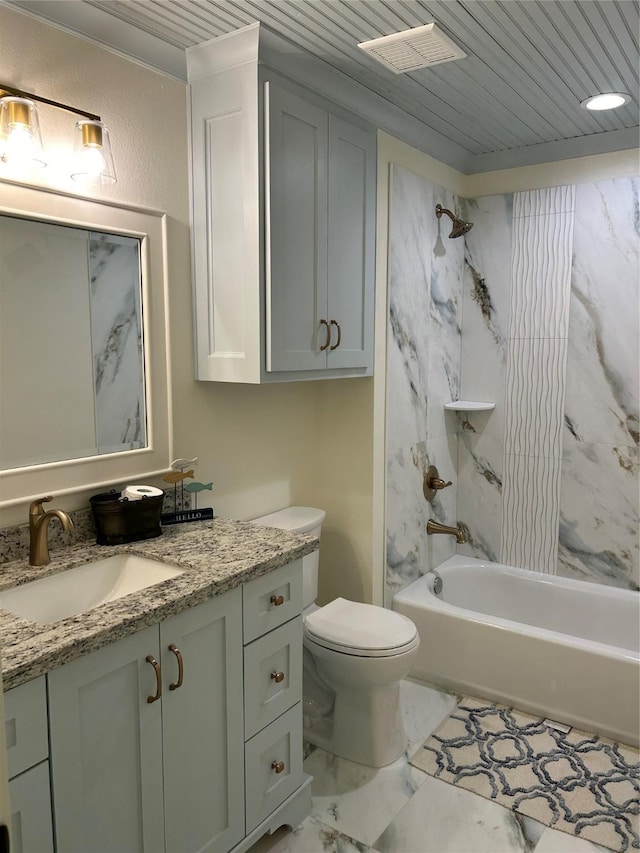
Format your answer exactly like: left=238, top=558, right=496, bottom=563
left=4, top=558, right=309, bottom=853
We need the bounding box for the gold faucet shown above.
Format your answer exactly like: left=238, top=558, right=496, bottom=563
left=29, top=496, right=74, bottom=567
left=426, top=518, right=468, bottom=544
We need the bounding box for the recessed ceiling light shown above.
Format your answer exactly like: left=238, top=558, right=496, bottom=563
left=580, top=93, right=631, bottom=111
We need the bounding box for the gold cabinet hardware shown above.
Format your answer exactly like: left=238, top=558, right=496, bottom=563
left=271, top=760, right=285, bottom=774
left=423, top=465, right=453, bottom=502
left=145, top=655, right=162, bottom=703
left=270, top=594, right=285, bottom=606
left=329, top=319, right=342, bottom=350
left=168, top=644, right=184, bottom=691
left=319, top=319, right=331, bottom=351
left=270, top=671, right=285, bottom=683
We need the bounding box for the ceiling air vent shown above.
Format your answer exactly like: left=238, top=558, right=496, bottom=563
left=357, top=22, right=466, bottom=74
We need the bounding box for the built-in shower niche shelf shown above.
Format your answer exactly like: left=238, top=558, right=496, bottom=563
left=444, top=401, right=495, bottom=412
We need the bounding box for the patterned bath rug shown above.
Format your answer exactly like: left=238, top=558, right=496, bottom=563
left=410, top=697, right=639, bottom=852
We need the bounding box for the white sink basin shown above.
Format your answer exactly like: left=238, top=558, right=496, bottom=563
left=0, top=555, right=184, bottom=624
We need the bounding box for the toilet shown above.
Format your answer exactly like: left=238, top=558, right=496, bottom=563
left=251, top=506, right=419, bottom=768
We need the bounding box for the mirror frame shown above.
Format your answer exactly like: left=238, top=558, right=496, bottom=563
left=0, top=180, right=172, bottom=507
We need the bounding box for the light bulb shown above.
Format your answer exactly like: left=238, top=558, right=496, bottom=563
left=71, top=119, right=116, bottom=185
left=0, top=96, right=46, bottom=168
left=75, top=146, right=107, bottom=180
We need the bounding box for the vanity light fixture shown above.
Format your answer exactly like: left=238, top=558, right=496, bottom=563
left=70, top=120, right=116, bottom=185
left=580, top=92, right=631, bottom=111
left=0, top=83, right=117, bottom=184
left=0, top=96, right=46, bottom=169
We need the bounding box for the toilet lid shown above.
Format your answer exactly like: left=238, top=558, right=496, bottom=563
left=304, top=598, right=418, bottom=657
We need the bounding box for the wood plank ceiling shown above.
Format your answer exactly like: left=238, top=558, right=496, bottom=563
left=10, top=0, right=640, bottom=171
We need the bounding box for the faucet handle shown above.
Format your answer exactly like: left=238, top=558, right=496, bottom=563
left=423, top=466, right=453, bottom=502
left=29, top=496, right=53, bottom=516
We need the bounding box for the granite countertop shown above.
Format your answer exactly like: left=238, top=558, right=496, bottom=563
left=0, top=518, right=317, bottom=691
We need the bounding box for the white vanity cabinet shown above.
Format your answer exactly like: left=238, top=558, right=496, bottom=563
left=48, top=591, right=245, bottom=853
left=44, top=558, right=309, bottom=853
left=4, top=677, right=54, bottom=853
left=187, top=24, right=376, bottom=384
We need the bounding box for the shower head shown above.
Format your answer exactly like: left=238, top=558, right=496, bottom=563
left=435, top=204, right=473, bottom=238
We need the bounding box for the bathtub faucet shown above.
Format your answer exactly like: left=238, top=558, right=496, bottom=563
left=426, top=518, right=469, bottom=544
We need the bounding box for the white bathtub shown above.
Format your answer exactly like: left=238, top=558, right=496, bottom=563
left=393, top=555, right=640, bottom=746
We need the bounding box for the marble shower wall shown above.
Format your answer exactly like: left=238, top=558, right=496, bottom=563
left=558, top=178, right=639, bottom=590
left=456, top=177, right=638, bottom=591
left=386, top=165, right=464, bottom=605
left=387, top=172, right=638, bottom=600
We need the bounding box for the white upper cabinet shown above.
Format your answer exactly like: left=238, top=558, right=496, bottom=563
left=187, top=24, right=376, bottom=383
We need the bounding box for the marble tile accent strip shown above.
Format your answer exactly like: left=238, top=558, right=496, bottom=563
left=510, top=186, right=575, bottom=341
left=501, top=454, right=562, bottom=574
left=504, top=338, right=568, bottom=459
left=501, top=186, right=575, bottom=573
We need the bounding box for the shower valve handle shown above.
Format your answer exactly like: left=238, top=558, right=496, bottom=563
left=423, top=466, right=453, bottom=502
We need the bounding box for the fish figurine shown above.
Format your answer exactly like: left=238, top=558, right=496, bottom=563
left=184, top=481, right=213, bottom=494
left=184, top=481, right=213, bottom=510
left=163, top=469, right=195, bottom=484
left=171, top=457, right=199, bottom=472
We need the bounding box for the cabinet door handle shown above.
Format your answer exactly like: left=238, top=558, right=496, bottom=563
left=145, top=655, right=162, bottom=704
left=319, top=319, right=331, bottom=351
left=270, top=671, right=285, bottom=683
left=270, top=594, right=285, bottom=606
left=168, top=644, right=184, bottom=691
left=329, top=319, right=342, bottom=350
left=271, top=760, right=285, bottom=774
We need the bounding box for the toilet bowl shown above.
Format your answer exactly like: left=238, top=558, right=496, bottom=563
left=250, top=507, right=420, bottom=767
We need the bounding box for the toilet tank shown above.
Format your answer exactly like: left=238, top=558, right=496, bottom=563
left=250, top=507, right=326, bottom=609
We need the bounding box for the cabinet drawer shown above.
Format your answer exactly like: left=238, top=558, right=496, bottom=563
left=243, top=560, right=302, bottom=643
left=4, top=677, right=48, bottom=780
left=244, top=616, right=302, bottom=739
left=9, top=761, right=54, bottom=853
left=244, top=703, right=303, bottom=834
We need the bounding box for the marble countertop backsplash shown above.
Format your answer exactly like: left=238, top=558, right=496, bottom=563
left=0, top=518, right=317, bottom=691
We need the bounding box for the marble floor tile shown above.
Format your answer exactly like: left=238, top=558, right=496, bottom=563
left=372, top=774, right=548, bottom=853
left=400, top=678, right=458, bottom=758
left=249, top=814, right=375, bottom=853
left=533, top=825, right=611, bottom=853
left=304, top=747, right=428, bottom=846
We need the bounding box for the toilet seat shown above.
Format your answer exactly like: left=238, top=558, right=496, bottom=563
left=304, top=597, right=419, bottom=658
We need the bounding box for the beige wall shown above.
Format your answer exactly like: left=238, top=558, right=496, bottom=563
left=0, top=5, right=374, bottom=604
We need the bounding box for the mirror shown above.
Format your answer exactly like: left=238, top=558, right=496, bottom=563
left=1, top=216, right=146, bottom=469
left=0, top=181, right=171, bottom=508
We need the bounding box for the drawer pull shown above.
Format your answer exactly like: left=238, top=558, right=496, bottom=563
left=270, top=671, right=285, bottom=683
left=168, top=644, right=184, bottom=691
left=271, top=760, right=285, bottom=774
left=145, top=655, right=162, bottom=704
left=270, top=594, right=285, bottom=606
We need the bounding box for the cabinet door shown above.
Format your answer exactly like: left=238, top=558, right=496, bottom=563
left=9, top=762, right=53, bottom=853
left=327, top=115, right=376, bottom=370
left=161, top=589, right=244, bottom=853
left=48, top=626, right=165, bottom=853
left=266, top=82, right=328, bottom=373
